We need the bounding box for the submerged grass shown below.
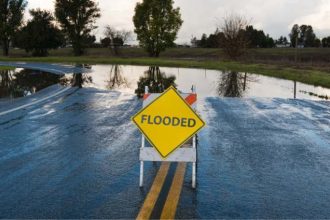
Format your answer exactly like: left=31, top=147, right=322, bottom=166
left=0, top=56, right=330, bottom=88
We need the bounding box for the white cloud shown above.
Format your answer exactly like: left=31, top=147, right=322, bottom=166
left=291, top=0, right=330, bottom=38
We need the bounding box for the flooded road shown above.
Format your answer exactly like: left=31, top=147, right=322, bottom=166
left=0, top=86, right=156, bottom=218
left=1, top=64, right=330, bottom=218
left=178, top=98, right=330, bottom=219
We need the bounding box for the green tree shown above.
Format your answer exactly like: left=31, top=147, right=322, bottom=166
left=199, top=34, right=208, bottom=47
left=300, top=25, right=316, bottom=47
left=55, top=0, right=100, bottom=56
left=133, top=0, right=183, bottom=57
left=276, top=36, right=289, bottom=45
left=322, top=37, right=330, bottom=47
left=100, top=37, right=111, bottom=48
left=0, top=0, right=27, bottom=56
left=290, top=24, right=317, bottom=47
left=289, top=24, right=300, bottom=47
left=244, top=26, right=275, bottom=48
left=14, top=9, right=64, bottom=56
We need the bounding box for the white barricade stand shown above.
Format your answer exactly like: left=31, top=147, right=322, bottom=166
left=139, top=85, right=198, bottom=189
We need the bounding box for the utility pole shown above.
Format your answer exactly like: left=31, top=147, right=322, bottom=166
left=295, top=34, right=299, bottom=63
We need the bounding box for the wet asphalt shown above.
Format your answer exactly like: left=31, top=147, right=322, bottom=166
left=1, top=86, right=330, bottom=219
left=0, top=86, right=156, bottom=218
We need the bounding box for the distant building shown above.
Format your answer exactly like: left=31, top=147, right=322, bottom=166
left=275, top=43, right=291, bottom=48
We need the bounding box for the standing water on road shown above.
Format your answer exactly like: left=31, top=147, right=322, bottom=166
left=1, top=64, right=330, bottom=219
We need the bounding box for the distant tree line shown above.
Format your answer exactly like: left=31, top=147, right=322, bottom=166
left=2, top=0, right=330, bottom=59
left=192, top=25, right=275, bottom=49
left=192, top=23, right=330, bottom=49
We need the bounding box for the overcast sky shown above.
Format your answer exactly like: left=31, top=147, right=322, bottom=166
left=27, top=0, right=330, bottom=44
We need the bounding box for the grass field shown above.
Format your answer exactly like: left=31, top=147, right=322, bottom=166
left=1, top=47, right=330, bottom=88
left=6, top=47, right=330, bottom=61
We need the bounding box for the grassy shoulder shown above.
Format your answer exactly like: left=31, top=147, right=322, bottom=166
left=0, top=66, right=14, bottom=70
left=0, top=55, right=329, bottom=88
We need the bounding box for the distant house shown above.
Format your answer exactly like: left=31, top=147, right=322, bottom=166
left=275, top=43, right=291, bottom=48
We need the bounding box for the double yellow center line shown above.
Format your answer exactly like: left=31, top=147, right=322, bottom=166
left=136, top=162, right=187, bottom=220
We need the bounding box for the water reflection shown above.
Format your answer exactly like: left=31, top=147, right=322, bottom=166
left=2, top=65, right=330, bottom=101
left=72, top=64, right=93, bottom=88
left=0, top=69, right=92, bottom=100
left=0, top=69, right=62, bottom=99
left=0, top=70, right=15, bottom=98
left=217, top=71, right=252, bottom=97
left=135, top=66, right=176, bottom=98
left=60, top=73, right=93, bottom=88
left=106, top=65, right=128, bottom=90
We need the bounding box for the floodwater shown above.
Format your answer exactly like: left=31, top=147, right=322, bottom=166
left=85, top=65, right=330, bottom=100
left=1, top=64, right=330, bottom=219
left=1, top=65, right=330, bottom=100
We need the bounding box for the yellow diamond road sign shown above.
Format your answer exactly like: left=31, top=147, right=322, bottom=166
left=132, top=86, right=206, bottom=158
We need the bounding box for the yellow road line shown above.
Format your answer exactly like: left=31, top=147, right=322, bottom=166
left=160, top=162, right=187, bottom=220
left=137, top=162, right=170, bottom=220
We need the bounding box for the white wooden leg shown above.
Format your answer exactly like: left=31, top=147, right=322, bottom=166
left=139, top=161, right=144, bottom=187
left=192, top=135, right=197, bottom=188
left=192, top=162, right=196, bottom=188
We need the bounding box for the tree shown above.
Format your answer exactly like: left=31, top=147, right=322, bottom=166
left=289, top=24, right=300, bottom=47
left=290, top=24, right=317, bottom=47
left=0, top=0, right=27, bottom=56
left=300, top=25, right=316, bottom=47
left=207, top=30, right=224, bottom=48
left=100, top=37, right=111, bottom=48
left=55, top=0, right=100, bottom=56
left=103, top=25, right=132, bottom=55
left=14, top=9, right=64, bottom=56
left=313, top=38, right=321, bottom=48
left=190, top=36, right=198, bottom=47
left=276, top=36, right=289, bottom=45
left=219, top=14, right=249, bottom=59
left=192, top=30, right=224, bottom=48
left=322, top=37, right=330, bottom=47
left=244, top=25, right=275, bottom=48
left=133, top=0, right=183, bottom=57
left=199, top=34, right=208, bottom=47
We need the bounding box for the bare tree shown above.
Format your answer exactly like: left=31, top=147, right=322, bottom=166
left=219, top=14, right=249, bottom=59
left=104, top=25, right=132, bottom=55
